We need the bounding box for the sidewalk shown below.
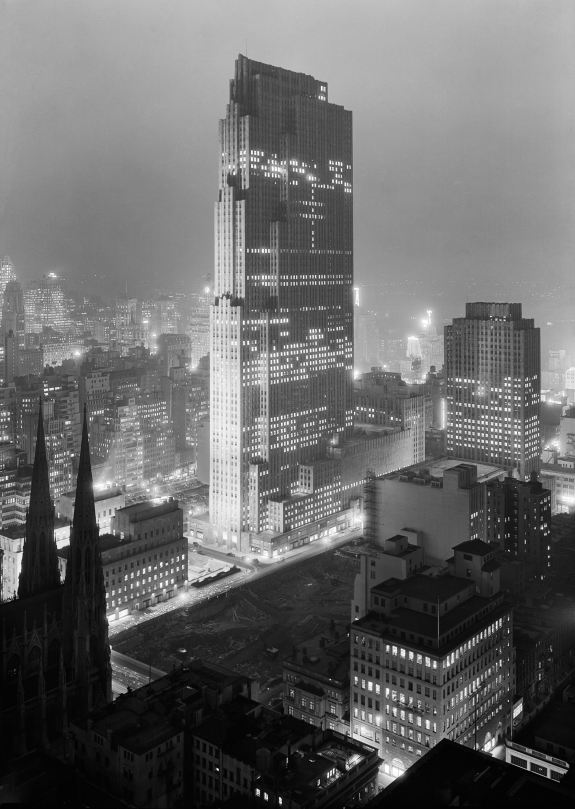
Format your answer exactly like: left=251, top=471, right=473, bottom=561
left=194, top=526, right=362, bottom=568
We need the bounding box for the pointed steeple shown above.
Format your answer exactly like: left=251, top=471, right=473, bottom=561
left=73, top=405, right=96, bottom=534
left=29, top=399, right=52, bottom=517
left=18, top=400, right=60, bottom=599
left=63, top=406, right=112, bottom=707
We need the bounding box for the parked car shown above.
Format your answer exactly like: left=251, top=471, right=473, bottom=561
left=226, top=552, right=235, bottom=557
left=191, top=541, right=200, bottom=547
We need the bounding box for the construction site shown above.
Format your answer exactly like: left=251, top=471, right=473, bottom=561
left=112, top=546, right=361, bottom=688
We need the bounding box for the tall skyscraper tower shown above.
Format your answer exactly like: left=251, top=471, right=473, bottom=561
left=0, top=256, right=16, bottom=298
left=445, top=303, right=540, bottom=479
left=2, top=280, right=26, bottom=381
left=210, top=56, right=353, bottom=548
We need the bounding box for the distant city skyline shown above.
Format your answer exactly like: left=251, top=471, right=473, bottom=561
left=0, top=1, right=573, bottom=340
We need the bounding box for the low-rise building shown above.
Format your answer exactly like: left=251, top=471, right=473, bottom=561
left=1, top=516, right=71, bottom=599
left=283, top=624, right=350, bottom=734
left=352, top=535, right=425, bottom=620
left=111, top=498, right=182, bottom=541
left=191, top=700, right=379, bottom=808
left=56, top=486, right=125, bottom=533
left=254, top=731, right=381, bottom=808
left=365, top=738, right=575, bottom=807
left=505, top=740, right=570, bottom=783
left=505, top=700, right=575, bottom=783
left=58, top=499, right=187, bottom=620
left=541, top=457, right=575, bottom=514
left=513, top=591, right=575, bottom=707
left=70, top=660, right=259, bottom=808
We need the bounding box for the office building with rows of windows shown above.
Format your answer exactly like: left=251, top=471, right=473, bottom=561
left=350, top=540, right=513, bottom=778
left=485, top=474, right=551, bottom=577
left=58, top=499, right=188, bottom=620
left=210, top=55, right=353, bottom=550
left=445, top=303, right=540, bottom=480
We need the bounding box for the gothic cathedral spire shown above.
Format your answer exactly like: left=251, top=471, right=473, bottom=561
left=63, top=407, right=111, bottom=710
left=18, top=400, right=60, bottom=599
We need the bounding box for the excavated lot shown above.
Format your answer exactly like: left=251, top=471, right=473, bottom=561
left=116, top=550, right=360, bottom=686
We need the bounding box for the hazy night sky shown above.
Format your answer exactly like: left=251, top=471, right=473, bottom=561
left=1, top=0, right=573, bottom=342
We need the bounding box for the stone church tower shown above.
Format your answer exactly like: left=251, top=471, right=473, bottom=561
left=0, top=403, right=112, bottom=758
left=63, top=408, right=112, bottom=712
left=18, top=401, right=61, bottom=599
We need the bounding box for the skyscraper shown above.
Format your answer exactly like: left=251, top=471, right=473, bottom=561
left=2, top=279, right=26, bottom=381
left=210, top=56, right=353, bottom=548
left=24, top=272, right=71, bottom=334
left=0, top=256, right=16, bottom=298
left=445, top=303, right=540, bottom=479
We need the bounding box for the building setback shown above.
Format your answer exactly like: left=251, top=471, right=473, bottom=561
left=445, top=302, right=540, bottom=479
left=211, top=55, right=353, bottom=550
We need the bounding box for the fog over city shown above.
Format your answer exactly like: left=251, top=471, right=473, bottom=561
left=1, top=0, right=573, bottom=349
left=3, top=2, right=575, bottom=801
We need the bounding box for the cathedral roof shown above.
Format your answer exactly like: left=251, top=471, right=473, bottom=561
left=0, top=585, right=63, bottom=641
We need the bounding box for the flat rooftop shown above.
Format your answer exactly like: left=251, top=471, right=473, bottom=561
left=356, top=593, right=509, bottom=655
left=1, top=515, right=69, bottom=538
left=116, top=499, right=180, bottom=521
left=284, top=625, right=350, bottom=685
left=385, top=456, right=506, bottom=484
left=372, top=572, right=471, bottom=602
left=59, top=486, right=123, bottom=502
left=369, top=738, right=575, bottom=807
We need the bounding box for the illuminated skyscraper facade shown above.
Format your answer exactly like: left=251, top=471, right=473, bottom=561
left=188, top=282, right=212, bottom=368
left=0, top=257, right=16, bottom=299
left=24, top=272, right=71, bottom=334
left=2, top=280, right=26, bottom=382
left=445, top=303, right=540, bottom=479
left=211, top=56, right=353, bottom=548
